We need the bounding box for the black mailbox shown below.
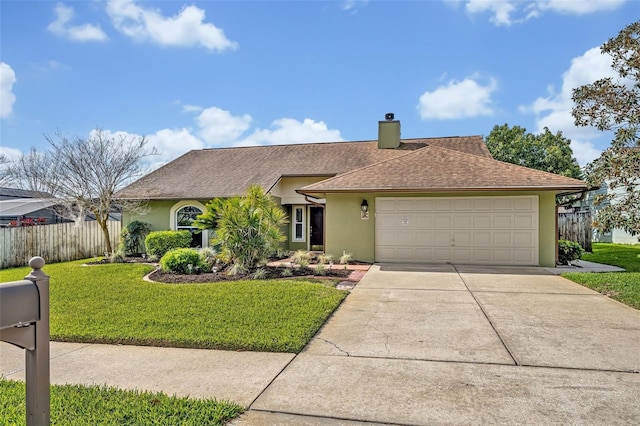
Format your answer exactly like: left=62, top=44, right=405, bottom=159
left=0, top=280, right=40, bottom=329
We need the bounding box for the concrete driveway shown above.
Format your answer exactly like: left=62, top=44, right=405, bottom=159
left=242, top=263, right=640, bottom=425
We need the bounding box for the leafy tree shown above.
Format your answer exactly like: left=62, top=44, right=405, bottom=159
left=572, top=20, right=640, bottom=236
left=6, top=129, right=157, bottom=253
left=485, top=124, right=582, bottom=179
left=195, top=185, right=288, bottom=275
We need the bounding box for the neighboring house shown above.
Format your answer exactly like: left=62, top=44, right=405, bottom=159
left=116, top=116, right=587, bottom=267
left=583, top=184, right=639, bottom=244
left=0, top=198, right=62, bottom=227
left=0, top=187, right=53, bottom=201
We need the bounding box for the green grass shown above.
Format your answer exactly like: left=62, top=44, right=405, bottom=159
left=0, top=260, right=347, bottom=353
left=563, top=243, right=640, bottom=310
left=0, top=379, right=243, bottom=425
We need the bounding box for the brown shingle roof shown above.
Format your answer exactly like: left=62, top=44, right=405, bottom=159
left=116, top=136, right=490, bottom=199
left=298, top=144, right=587, bottom=195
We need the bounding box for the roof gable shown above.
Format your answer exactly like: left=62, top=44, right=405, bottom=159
left=298, top=144, right=587, bottom=194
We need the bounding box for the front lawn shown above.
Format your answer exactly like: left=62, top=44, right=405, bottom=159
left=0, top=260, right=347, bottom=353
left=563, top=243, right=640, bottom=310
left=0, top=379, right=243, bottom=425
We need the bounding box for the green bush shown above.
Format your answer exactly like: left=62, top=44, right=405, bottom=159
left=558, top=240, right=585, bottom=265
left=160, top=248, right=202, bottom=274
left=145, top=230, right=192, bottom=257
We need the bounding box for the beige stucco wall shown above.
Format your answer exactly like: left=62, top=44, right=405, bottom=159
left=324, top=191, right=559, bottom=267
left=271, top=176, right=328, bottom=205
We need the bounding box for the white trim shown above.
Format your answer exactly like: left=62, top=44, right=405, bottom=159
left=292, top=205, right=305, bottom=242
left=169, top=200, right=208, bottom=248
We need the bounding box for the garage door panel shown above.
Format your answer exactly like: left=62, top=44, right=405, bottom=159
left=414, top=231, right=434, bottom=246
left=434, top=215, right=452, bottom=228
left=515, top=215, right=535, bottom=229
left=473, top=216, right=491, bottom=228
left=474, top=232, right=491, bottom=245
left=493, top=215, right=512, bottom=229
left=415, top=200, right=435, bottom=211
left=397, top=200, right=416, bottom=211
left=375, top=196, right=538, bottom=265
left=454, top=215, right=473, bottom=228
left=453, top=232, right=473, bottom=246
left=376, top=198, right=397, bottom=212
left=415, top=215, right=435, bottom=228
left=514, top=232, right=534, bottom=246
left=434, top=232, right=451, bottom=246
left=493, top=232, right=512, bottom=246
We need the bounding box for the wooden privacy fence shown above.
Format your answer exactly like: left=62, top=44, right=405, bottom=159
left=558, top=211, right=592, bottom=252
left=0, top=221, right=121, bottom=269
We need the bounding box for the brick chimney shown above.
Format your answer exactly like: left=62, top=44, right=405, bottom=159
left=378, top=113, right=400, bottom=149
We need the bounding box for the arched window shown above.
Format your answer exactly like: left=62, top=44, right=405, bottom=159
left=169, top=201, right=208, bottom=248
left=176, top=206, right=202, bottom=230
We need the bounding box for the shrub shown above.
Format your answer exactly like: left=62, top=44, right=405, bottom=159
left=317, top=253, right=333, bottom=265
left=558, top=240, right=584, bottom=265
left=160, top=248, right=202, bottom=274
left=145, top=230, right=192, bottom=258
left=339, top=251, right=353, bottom=265
left=292, top=250, right=312, bottom=265
left=120, top=221, right=151, bottom=255
left=280, top=268, right=293, bottom=277
left=315, top=263, right=327, bottom=276
left=253, top=268, right=267, bottom=280
left=199, top=247, right=218, bottom=273
left=109, top=249, right=126, bottom=263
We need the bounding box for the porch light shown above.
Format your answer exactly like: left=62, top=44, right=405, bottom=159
left=361, top=199, right=369, bottom=212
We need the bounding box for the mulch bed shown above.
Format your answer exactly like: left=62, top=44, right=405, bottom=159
left=149, top=265, right=351, bottom=284
left=88, top=256, right=358, bottom=284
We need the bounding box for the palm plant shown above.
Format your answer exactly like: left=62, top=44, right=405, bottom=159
left=194, top=185, right=288, bottom=275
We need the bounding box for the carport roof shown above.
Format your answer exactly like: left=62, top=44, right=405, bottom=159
left=297, top=144, right=588, bottom=195
left=0, top=198, right=58, bottom=216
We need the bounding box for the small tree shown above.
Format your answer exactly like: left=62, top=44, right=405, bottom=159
left=572, top=20, right=640, bottom=236
left=195, top=185, right=288, bottom=275
left=120, top=220, right=151, bottom=256
left=6, top=129, right=157, bottom=253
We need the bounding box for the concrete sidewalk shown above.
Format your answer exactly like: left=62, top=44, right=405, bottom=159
left=1, top=342, right=293, bottom=407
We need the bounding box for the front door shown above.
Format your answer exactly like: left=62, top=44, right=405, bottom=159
left=309, top=207, right=324, bottom=251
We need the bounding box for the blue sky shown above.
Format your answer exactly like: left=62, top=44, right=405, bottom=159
left=1, top=1, right=637, bottom=169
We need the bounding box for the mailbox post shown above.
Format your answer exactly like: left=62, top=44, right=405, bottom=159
left=0, top=257, right=50, bottom=426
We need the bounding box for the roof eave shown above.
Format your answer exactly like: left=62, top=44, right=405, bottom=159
left=297, top=185, right=588, bottom=197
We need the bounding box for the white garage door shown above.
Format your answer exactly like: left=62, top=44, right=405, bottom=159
left=375, top=196, right=539, bottom=265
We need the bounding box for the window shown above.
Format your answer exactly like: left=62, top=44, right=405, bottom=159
left=293, top=206, right=305, bottom=242
left=176, top=206, right=202, bottom=229
left=169, top=201, right=208, bottom=248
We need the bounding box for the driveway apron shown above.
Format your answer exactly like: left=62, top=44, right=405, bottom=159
left=249, top=263, right=640, bottom=425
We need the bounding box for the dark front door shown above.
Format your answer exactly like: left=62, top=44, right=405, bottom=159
left=309, top=207, right=324, bottom=250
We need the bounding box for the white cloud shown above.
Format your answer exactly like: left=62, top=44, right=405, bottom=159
left=535, top=0, right=626, bottom=14
left=522, top=47, right=618, bottom=165
left=341, top=0, right=369, bottom=12
left=465, top=0, right=518, bottom=26
left=106, top=0, right=238, bottom=51
left=0, top=145, right=23, bottom=161
left=237, top=118, right=344, bottom=146
left=195, top=107, right=252, bottom=144
left=461, top=0, right=626, bottom=26
left=47, top=3, right=108, bottom=42
left=418, top=76, right=497, bottom=120
left=97, top=107, right=343, bottom=166
left=0, top=63, right=17, bottom=119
